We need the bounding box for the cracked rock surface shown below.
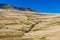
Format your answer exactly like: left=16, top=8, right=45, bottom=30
left=0, top=9, right=60, bottom=40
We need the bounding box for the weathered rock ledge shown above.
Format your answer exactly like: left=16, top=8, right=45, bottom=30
left=0, top=9, right=60, bottom=40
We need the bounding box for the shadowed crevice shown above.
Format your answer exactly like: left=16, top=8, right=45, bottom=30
left=25, top=23, right=38, bottom=33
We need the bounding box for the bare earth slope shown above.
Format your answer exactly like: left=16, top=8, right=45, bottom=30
left=0, top=9, right=60, bottom=40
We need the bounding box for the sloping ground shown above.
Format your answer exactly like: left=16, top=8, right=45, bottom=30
left=0, top=9, right=60, bottom=40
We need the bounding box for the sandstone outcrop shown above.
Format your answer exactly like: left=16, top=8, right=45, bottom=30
left=0, top=9, right=60, bottom=40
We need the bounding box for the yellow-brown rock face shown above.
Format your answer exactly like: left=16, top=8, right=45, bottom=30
left=0, top=9, right=60, bottom=40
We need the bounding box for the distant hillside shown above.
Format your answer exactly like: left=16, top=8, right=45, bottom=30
left=0, top=4, right=36, bottom=12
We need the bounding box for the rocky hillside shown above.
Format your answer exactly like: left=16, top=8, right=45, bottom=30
left=0, top=4, right=36, bottom=11
left=0, top=8, right=60, bottom=40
